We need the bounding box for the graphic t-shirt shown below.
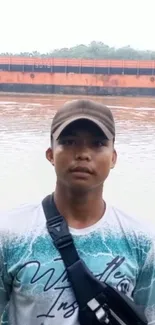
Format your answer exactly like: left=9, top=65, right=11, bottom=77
left=0, top=201, right=155, bottom=325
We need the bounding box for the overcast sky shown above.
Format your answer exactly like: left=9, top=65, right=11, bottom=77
left=0, top=0, right=154, bottom=53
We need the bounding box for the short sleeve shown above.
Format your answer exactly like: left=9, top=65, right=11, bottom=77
left=133, top=240, right=155, bottom=324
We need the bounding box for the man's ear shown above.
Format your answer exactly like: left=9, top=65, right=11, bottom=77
left=46, top=147, right=54, bottom=166
left=111, top=149, right=117, bottom=169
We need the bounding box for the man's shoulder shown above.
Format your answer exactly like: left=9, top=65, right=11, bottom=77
left=0, top=201, right=44, bottom=237
left=108, top=204, right=155, bottom=242
left=0, top=201, right=41, bottom=219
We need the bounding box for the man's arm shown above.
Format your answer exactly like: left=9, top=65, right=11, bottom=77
left=0, top=246, right=11, bottom=320
left=133, top=241, right=155, bottom=324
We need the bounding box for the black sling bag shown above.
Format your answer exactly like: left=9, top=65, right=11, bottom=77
left=42, top=194, right=148, bottom=325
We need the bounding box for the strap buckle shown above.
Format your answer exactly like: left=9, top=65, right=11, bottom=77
left=55, top=234, right=73, bottom=249
left=47, top=215, right=73, bottom=249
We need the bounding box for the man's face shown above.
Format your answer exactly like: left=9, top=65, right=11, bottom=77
left=46, top=120, right=117, bottom=193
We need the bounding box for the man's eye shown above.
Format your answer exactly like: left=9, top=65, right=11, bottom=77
left=93, top=140, right=106, bottom=147
left=60, top=139, right=76, bottom=145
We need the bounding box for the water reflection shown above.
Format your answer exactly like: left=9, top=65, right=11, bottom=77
left=0, top=94, right=155, bottom=224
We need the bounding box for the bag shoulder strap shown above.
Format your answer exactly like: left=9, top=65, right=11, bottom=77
left=42, top=194, right=103, bottom=299
left=42, top=194, right=111, bottom=324
left=42, top=194, right=79, bottom=267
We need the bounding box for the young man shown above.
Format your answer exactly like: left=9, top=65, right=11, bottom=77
left=0, top=99, right=155, bottom=325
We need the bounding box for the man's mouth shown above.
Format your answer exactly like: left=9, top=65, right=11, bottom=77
left=70, top=166, right=93, bottom=174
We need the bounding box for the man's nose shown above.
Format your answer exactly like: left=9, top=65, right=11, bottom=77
left=75, top=142, right=91, bottom=161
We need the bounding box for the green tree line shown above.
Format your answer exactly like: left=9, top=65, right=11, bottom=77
left=0, top=42, right=155, bottom=60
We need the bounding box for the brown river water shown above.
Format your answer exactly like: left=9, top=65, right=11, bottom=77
left=0, top=94, right=155, bottom=224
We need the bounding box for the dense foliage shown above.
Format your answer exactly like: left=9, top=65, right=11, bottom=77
left=1, top=42, right=155, bottom=60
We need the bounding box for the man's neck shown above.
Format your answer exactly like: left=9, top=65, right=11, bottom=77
left=54, top=184, right=105, bottom=229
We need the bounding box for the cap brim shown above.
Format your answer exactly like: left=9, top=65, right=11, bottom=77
left=52, top=115, right=113, bottom=140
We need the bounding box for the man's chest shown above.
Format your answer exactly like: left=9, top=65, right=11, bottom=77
left=9, top=235, right=138, bottom=320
